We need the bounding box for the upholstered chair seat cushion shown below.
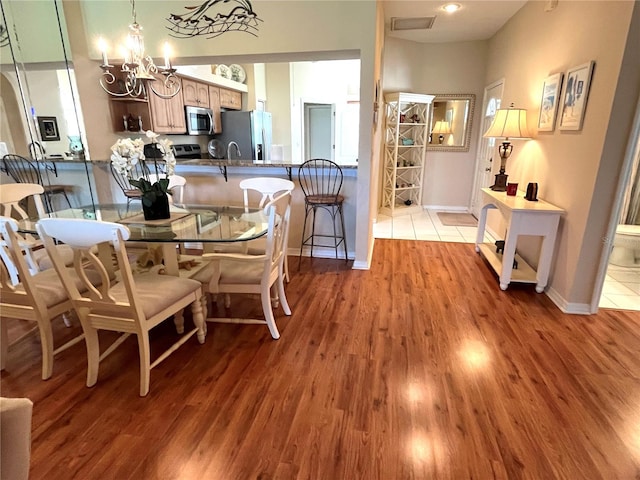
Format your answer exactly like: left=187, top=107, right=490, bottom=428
left=31, top=244, right=74, bottom=271
left=191, top=258, right=264, bottom=286
left=107, top=273, right=203, bottom=319
left=0, top=397, right=33, bottom=480
left=13, top=268, right=101, bottom=308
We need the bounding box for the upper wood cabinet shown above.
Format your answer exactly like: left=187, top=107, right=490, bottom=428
left=219, top=88, right=242, bottom=110
left=208, top=86, right=222, bottom=134
left=108, top=74, right=244, bottom=133
left=182, top=78, right=210, bottom=107
left=148, top=80, right=186, bottom=134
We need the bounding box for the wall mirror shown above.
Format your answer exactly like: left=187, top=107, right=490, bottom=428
left=427, top=94, right=475, bottom=152
left=0, top=0, right=95, bottom=209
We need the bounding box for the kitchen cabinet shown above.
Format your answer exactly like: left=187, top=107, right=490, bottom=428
left=219, top=88, right=242, bottom=110
left=108, top=98, right=152, bottom=133
left=182, top=78, right=210, bottom=107
left=147, top=79, right=186, bottom=134
left=107, top=74, right=244, bottom=133
left=208, top=86, right=222, bottom=134
left=381, top=92, right=434, bottom=216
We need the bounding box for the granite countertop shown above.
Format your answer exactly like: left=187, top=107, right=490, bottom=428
left=50, top=157, right=358, bottom=169
left=178, top=158, right=358, bottom=169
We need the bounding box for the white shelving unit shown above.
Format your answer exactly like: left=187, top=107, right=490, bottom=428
left=381, top=92, right=435, bottom=216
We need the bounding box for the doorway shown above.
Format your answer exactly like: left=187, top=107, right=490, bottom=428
left=303, top=102, right=335, bottom=160
left=470, top=79, right=504, bottom=218
left=595, top=96, right=640, bottom=312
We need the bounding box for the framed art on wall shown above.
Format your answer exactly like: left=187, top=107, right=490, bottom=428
left=37, top=116, right=60, bottom=141
left=537, top=72, right=563, bottom=131
left=558, top=61, right=595, bottom=131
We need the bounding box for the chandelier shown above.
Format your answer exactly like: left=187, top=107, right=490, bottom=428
left=98, top=0, right=181, bottom=99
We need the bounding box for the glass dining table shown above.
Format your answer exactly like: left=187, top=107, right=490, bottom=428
left=17, top=203, right=269, bottom=276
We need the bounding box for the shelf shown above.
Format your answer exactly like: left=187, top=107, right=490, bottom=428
left=477, top=243, right=537, bottom=284
left=110, top=97, right=148, bottom=103
left=380, top=203, right=423, bottom=216
left=381, top=92, right=433, bottom=217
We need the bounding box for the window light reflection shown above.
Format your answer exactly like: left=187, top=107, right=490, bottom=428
left=458, top=339, right=492, bottom=371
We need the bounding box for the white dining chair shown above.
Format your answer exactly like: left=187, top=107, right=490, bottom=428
left=37, top=218, right=206, bottom=396
left=0, top=216, right=86, bottom=380
left=238, top=177, right=295, bottom=282
left=147, top=173, right=187, bottom=205
left=0, top=183, right=74, bottom=283
left=190, top=191, right=292, bottom=339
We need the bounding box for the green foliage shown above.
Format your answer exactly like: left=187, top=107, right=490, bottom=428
left=129, top=177, right=172, bottom=207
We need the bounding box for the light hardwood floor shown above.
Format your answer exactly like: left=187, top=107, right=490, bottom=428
left=2, top=240, right=640, bottom=479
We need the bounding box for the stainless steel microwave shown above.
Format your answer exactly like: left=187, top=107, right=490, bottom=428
left=185, top=106, right=214, bottom=135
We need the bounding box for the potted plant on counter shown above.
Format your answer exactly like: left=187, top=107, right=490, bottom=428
left=110, top=131, right=176, bottom=220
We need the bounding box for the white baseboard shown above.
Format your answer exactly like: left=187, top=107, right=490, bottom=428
left=287, top=246, right=353, bottom=261
left=424, top=205, right=469, bottom=212
left=545, top=287, right=593, bottom=314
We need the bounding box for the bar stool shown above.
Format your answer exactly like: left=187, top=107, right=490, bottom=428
left=1, top=154, right=73, bottom=212
left=298, top=158, right=348, bottom=267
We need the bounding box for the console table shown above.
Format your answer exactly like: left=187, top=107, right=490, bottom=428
left=475, top=188, right=565, bottom=292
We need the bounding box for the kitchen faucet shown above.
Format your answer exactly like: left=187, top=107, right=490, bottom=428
left=227, top=141, right=241, bottom=160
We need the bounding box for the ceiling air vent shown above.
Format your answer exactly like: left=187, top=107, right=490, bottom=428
left=390, top=16, right=436, bottom=31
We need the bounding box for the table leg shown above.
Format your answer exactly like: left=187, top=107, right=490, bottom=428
left=535, top=223, right=559, bottom=293
left=475, top=204, right=493, bottom=252
left=500, top=226, right=518, bottom=291
left=161, top=243, right=179, bottom=276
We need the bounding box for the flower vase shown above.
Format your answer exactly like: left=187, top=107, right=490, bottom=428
left=142, top=192, right=170, bottom=221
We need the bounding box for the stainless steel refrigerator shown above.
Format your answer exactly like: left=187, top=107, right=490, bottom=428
left=215, top=111, right=272, bottom=161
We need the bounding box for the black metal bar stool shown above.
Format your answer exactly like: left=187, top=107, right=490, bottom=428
left=1, top=154, right=73, bottom=213
left=298, top=158, right=348, bottom=267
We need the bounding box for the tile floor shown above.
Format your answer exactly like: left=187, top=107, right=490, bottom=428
left=373, top=208, right=640, bottom=312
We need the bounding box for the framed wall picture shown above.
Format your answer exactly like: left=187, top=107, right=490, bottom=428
left=558, top=61, right=595, bottom=131
left=37, top=116, right=60, bottom=141
left=537, top=72, right=563, bottom=131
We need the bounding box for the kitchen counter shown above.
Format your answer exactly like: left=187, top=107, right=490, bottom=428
left=64, top=157, right=357, bottom=169
left=76, top=157, right=357, bottom=181
left=179, top=158, right=357, bottom=181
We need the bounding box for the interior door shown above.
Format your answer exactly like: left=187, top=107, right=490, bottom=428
left=471, top=80, right=504, bottom=218
left=304, top=102, right=335, bottom=160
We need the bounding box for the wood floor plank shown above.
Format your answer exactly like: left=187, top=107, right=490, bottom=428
left=2, top=239, right=640, bottom=479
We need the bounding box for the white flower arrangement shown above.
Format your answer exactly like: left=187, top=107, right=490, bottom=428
left=110, top=131, right=177, bottom=206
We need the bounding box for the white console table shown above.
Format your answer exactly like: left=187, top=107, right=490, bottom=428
left=475, top=188, right=565, bottom=292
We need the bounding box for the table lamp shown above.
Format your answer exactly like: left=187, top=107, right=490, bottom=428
left=431, top=120, right=452, bottom=144
left=483, top=104, right=531, bottom=191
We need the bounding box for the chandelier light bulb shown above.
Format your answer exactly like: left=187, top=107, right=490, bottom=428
left=97, top=0, right=180, bottom=99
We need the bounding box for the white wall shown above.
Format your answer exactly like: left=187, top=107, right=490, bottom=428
left=382, top=38, right=488, bottom=208
left=484, top=0, right=639, bottom=308
left=289, top=60, right=360, bottom=164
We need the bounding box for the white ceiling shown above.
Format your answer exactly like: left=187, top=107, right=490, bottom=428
left=382, top=0, right=528, bottom=43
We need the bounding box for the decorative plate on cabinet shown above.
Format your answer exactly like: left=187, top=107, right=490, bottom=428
left=229, top=64, right=246, bottom=83
left=215, top=64, right=231, bottom=79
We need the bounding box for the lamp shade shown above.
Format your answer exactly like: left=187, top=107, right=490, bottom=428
left=483, top=106, right=531, bottom=139
left=431, top=120, right=452, bottom=135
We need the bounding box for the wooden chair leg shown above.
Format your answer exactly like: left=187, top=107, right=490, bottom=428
left=261, top=285, right=280, bottom=340
left=191, top=299, right=206, bottom=344
left=1, top=320, right=7, bottom=371
left=137, top=333, right=151, bottom=397
left=84, top=327, right=100, bottom=387
left=277, top=275, right=291, bottom=316
left=36, top=319, right=54, bottom=380
left=173, top=309, right=185, bottom=334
